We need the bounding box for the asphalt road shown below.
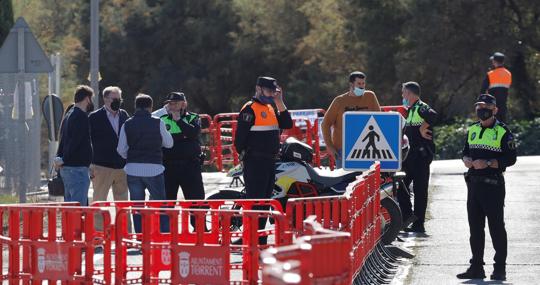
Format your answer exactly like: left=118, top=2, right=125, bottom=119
left=392, top=156, right=540, bottom=285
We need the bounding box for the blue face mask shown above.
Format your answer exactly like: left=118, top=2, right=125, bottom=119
left=402, top=98, right=410, bottom=107
left=353, top=87, right=365, bottom=97
left=259, top=95, right=274, bottom=104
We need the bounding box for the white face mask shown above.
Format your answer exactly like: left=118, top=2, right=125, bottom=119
left=353, top=87, right=365, bottom=96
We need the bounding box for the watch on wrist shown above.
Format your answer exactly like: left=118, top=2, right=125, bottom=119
left=486, top=159, right=492, bottom=167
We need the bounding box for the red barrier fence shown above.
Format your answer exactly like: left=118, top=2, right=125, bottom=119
left=213, top=113, right=240, bottom=171
left=1, top=163, right=382, bottom=284
left=113, top=207, right=290, bottom=284
left=206, top=108, right=401, bottom=171
left=199, top=113, right=216, bottom=167
left=262, top=216, right=353, bottom=285
left=0, top=205, right=112, bottom=284
left=381, top=105, right=407, bottom=117
left=284, top=162, right=381, bottom=281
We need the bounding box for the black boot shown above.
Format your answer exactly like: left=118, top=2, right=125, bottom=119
left=491, top=266, right=506, bottom=281
left=456, top=266, right=486, bottom=279
left=404, top=221, right=425, bottom=233
left=402, top=214, right=418, bottom=228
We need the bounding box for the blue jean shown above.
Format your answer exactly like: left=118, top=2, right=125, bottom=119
left=60, top=166, right=90, bottom=206
left=127, top=174, right=169, bottom=233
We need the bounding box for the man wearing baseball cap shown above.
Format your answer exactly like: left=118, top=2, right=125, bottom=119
left=153, top=92, right=205, bottom=205
left=458, top=94, right=517, bottom=281
left=480, top=52, right=512, bottom=122
left=234, top=76, right=293, bottom=244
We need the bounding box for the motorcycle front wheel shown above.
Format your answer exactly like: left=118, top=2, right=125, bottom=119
left=380, top=196, right=403, bottom=245
left=206, top=190, right=246, bottom=243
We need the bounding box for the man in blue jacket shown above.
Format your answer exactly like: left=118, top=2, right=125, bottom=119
left=55, top=85, right=95, bottom=205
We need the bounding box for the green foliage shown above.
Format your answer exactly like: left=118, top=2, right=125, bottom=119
left=0, top=0, right=14, bottom=43
left=9, top=0, right=540, bottom=120
left=434, top=118, right=540, bottom=160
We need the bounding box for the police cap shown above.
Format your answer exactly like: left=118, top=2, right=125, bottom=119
left=256, top=76, right=278, bottom=91
left=475, top=94, right=497, bottom=106
left=164, top=92, right=186, bottom=103
left=490, top=52, right=505, bottom=63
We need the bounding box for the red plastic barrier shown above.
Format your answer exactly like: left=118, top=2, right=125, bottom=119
left=0, top=205, right=112, bottom=284
left=113, top=207, right=290, bottom=284
left=213, top=113, right=240, bottom=171
left=199, top=113, right=217, bottom=167
left=262, top=216, right=352, bottom=285
left=284, top=162, right=381, bottom=280
left=381, top=105, right=407, bottom=118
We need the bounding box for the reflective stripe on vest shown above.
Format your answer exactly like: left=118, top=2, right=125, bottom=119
left=467, top=123, right=507, bottom=152
left=242, top=101, right=279, bottom=131
left=488, top=68, right=512, bottom=89
left=160, top=113, right=198, bottom=134
left=405, top=102, right=426, bottom=127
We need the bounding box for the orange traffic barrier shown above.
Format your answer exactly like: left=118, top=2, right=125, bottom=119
left=0, top=205, right=112, bottom=284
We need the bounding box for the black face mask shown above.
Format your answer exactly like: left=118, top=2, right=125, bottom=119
left=110, top=98, right=121, bottom=111
left=476, top=108, right=493, bottom=121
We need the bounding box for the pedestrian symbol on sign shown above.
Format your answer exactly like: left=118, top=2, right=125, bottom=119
left=346, top=116, right=396, bottom=161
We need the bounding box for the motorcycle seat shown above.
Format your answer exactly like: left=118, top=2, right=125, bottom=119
left=304, top=164, right=361, bottom=189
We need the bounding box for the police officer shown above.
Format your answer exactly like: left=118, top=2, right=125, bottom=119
left=397, top=81, right=438, bottom=233
left=154, top=92, right=205, bottom=202
left=480, top=52, right=512, bottom=122
left=457, top=94, right=516, bottom=281
left=234, top=76, right=293, bottom=243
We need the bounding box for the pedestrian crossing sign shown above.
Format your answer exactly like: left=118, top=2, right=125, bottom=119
left=342, top=112, right=402, bottom=171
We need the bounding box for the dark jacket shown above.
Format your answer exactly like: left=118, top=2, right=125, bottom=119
left=160, top=112, right=202, bottom=161
left=89, top=107, right=129, bottom=169
left=123, top=110, right=163, bottom=164
left=57, top=106, right=92, bottom=167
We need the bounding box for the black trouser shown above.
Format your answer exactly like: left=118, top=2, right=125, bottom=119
left=164, top=159, right=206, bottom=229
left=399, top=149, right=432, bottom=224
left=494, top=94, right=507, bottom=123
left=242, top=155, right=276, bottom=243
left=465, top=173, right=507, bottom=270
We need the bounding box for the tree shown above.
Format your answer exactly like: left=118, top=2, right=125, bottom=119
left=0, top=0, right=14, bottom=44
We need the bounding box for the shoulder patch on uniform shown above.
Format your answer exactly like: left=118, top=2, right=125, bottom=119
left=241, top=112, right=254, bottom=122
left=507, top=133, right=516, bottom=150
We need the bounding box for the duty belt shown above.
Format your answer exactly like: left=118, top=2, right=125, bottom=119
left=464, top=173, right=504, bottom=186
left=243, top=150, right=278, bottom=160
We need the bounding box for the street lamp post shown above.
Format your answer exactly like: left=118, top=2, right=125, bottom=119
left=90, top=0, right=99, bottom=104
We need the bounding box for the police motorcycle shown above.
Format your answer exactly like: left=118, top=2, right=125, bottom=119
left=207, top=137, right=410, bottom=244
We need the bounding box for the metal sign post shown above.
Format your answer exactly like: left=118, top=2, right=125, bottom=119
left=0, top=17, right=53, bottom=202
left=90, top=0, right=100, bottom=104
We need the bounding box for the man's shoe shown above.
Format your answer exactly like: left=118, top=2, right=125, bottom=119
left=403, top=214, right=418, bottom=228
left=404, top=222, right=425, bottom=233
left=456, top=266, right=486, bottom=279
left=490, top=270, right=506, bottom=281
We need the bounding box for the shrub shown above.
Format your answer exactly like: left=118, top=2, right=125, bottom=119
left=434, top=118, right=540, bottom=160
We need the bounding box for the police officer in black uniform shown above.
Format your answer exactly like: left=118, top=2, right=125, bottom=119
left=234, top=76, right=293, bottom=243
left=157, top=92, right=205, bottom=202
left=397, top=82, right=438, bottom=233
left=457, top=94, right=516, bottom=281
